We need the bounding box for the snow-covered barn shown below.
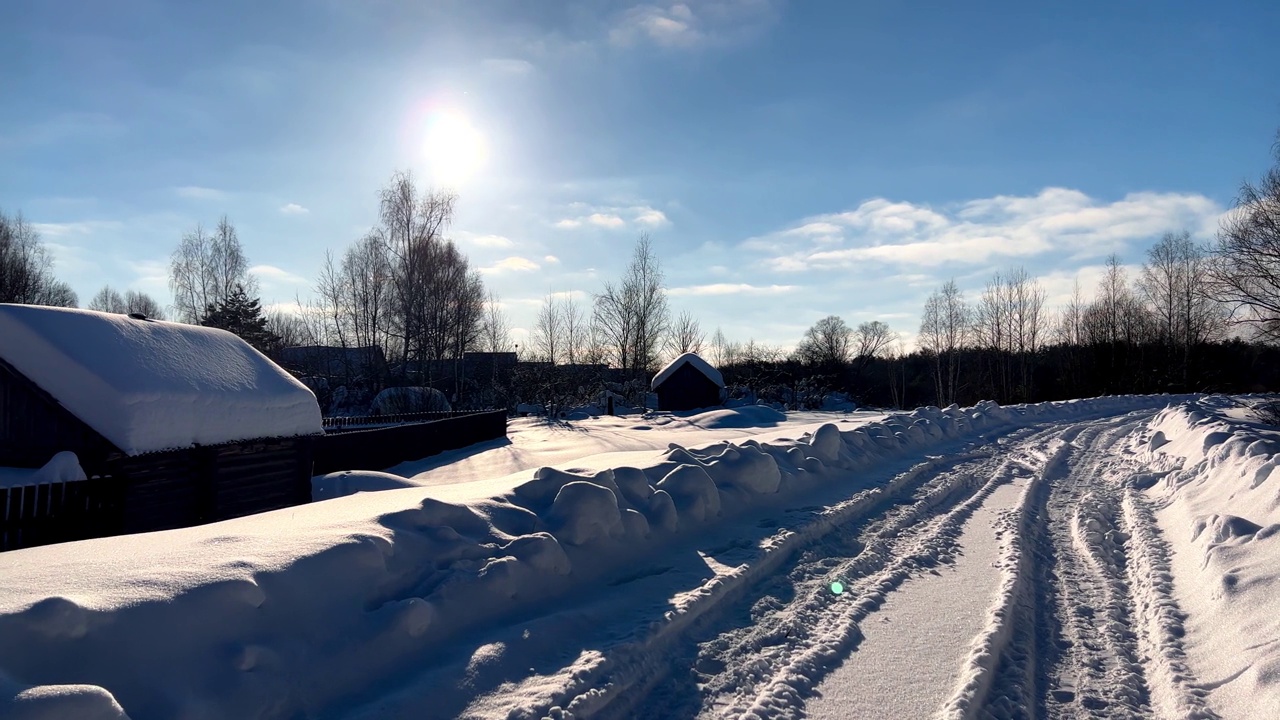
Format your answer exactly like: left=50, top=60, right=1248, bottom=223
left=651, top=352, right=725, bottom=412
left=0, top=304, right=324, bottom=546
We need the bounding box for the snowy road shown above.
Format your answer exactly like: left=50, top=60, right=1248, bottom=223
left=433, top=409, right=1211, bottom=720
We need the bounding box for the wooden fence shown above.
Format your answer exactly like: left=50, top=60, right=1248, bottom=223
left=322, top=410, right=482, bottom=431
left=313, top=409, right=507, bottom=474
left=1, top=477, right=121, bottom=551
left=2, top=411, right=508, bottom=551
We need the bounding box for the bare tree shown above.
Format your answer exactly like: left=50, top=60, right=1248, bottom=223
left=0, top=210, right=75, bottom=306
left=169, top=217, right=256, bottom=323
left=1140, top=231, right=1225, bottom=382
left=86, top=286, right=164, bottom=318
left=853, top=320, right=894, bottom=368
left=124, top=290, right=165, bottom=319
left=1209, top=133, right=1280, bottom=341
left=89, top=286, right=128, bottom=313
left=476, top=291, right=513, bottom=353
left=919, top=280, right=969, bottom=406
left=594, top=234, right=669, bottom=379
left=709, top=327, right=728, bottom=366
left=796, top=315, right=854, bottom=368
left=562, top=296, right=588, bottom=365
left=532, top=291, right=564, bottom=363
left=666, top=310, right=705, bottom=358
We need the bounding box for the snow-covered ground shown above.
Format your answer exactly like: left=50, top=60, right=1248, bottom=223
left=4, top=394, right=1277, bottom=719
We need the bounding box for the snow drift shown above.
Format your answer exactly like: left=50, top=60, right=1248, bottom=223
left=0, top=394, right=1183, bottom=719
left=1135, top=397, right=1280, bottom=719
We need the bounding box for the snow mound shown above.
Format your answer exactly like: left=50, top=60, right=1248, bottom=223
left=684, top=406, right=787, bottom=429
left=312, top=470, right=418, bottom=501
left=650, top=352, right=724, bottom=390
left=369, top=387, right=451, bottom=414
left=0, top=452, right=86, bottom=490
left=546, top=481, right=624, bottom=546
left=656, top=464, right=721, bottom=522
left=0, top=304, right=322, bottom=455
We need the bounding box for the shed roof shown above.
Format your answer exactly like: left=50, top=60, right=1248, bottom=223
left=0, top=304, right=322, bottom=456
left=651, top=352, right=725, bottom=390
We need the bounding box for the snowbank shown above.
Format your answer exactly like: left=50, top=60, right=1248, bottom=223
left=0, top=394, right=1184, bottom=719
left=0, top=304, right=322, bottom=456
left=1135, top=397, right=1280, bottom=718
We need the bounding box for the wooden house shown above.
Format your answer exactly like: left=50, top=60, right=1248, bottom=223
left=651, top=353, right=725, bottom=412
left=0, top=304, right=324, bottom=548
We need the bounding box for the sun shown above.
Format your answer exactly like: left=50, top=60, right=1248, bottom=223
left=422, top=110, right=487, bottom=187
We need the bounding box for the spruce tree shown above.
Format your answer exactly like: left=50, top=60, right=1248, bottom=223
left=200, top=283, right=280, bottom=353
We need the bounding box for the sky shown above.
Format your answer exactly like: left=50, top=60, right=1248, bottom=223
left=3, top=0, right=1280, bottom=352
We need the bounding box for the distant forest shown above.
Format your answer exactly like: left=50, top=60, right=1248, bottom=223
left=4, top=132, right=1280, bottom=414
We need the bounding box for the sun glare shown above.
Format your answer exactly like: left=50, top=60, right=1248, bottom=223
left=423, top=110, right=487, bottom=187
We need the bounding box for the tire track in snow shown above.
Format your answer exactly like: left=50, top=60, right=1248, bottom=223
left=600, top=424, right=1071, bottom=720
left=958, top=413, right=1165, bottom=719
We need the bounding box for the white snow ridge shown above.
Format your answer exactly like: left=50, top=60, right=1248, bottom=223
left=5, top=393, right=1280, bottom=719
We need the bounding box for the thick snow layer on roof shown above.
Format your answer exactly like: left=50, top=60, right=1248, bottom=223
left=0, top=304, right=322, bottom=455
left=651, top=352, right=724, bottom=390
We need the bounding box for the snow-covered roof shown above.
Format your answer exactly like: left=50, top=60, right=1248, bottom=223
left=651, top=352, right=725, bottom=390
left=0, top=304, right=323, bottom=456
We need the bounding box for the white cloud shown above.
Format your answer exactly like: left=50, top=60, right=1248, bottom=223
left=250, top=264, right=308, bottom=285
left=554, top=218, right=583, bottom=229
left=457, top=232, right=515, bottom=248
left=544, top=255, right=561, bottom=264
left=748, top=187, right=1224, bottom=271
left=480, top=58, right=535, bottom=75
left=481, top=256, right=541, bottom=274
left=279, top=203, right=309, bottom=215
left=174, top=186, right=228, bottom=200
left=668, top=283, right=797, bottom=296
left=634, top=207, right=670, bottom=226
left=30, top=220, right=122, bottom=237
left=588, top=213, right=627, bottom=228
left=609, top=1, right=779, bottom=48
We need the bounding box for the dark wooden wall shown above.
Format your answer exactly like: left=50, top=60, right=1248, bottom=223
left=0, top=359, right=116, bottom=468
left=656, top=362, right=722, bottom=411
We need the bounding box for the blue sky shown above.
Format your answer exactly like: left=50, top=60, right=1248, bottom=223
left=3, top=0, right=1279, bottom=351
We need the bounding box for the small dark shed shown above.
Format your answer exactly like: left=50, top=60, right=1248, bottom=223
left=0, top=304, right=324, bottom=549
left=651, top=353, right=725, bottom=412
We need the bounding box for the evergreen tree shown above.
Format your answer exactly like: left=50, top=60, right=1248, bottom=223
left=200, top=284, right=280, bottom=353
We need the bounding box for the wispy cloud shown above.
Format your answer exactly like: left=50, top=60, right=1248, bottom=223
left=250, top=264, right=308, bottom=285
left=480, top=58, right=535, bottom=75
left=457, top=231, right=516, bottom=248
left=668, top=282, right=797, bottom=296
left=609, top=1, right=780, bottom=48
left=588, top=213, right=626, bottom=228
left=747, top=188, right=1224, bottom=271
left=279, top=203, right=309, bottom=215
left=555, top=204, right=670, bottom=230
left=174, top=186, right=228, bottom=201
left=30, top=220, right=123, bottom=237
left=544, top=255, right=561, bottom=264
left=481, top=256, right=541, bottom=274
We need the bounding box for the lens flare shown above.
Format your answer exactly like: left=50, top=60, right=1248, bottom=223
left=830, top=581, right=844, bottom=595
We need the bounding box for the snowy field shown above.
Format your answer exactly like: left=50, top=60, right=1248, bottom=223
left=2, top=395, right=1277, bottom=719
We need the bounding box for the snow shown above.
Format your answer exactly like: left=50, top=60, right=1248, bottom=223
left=0, top=452, right=85, bottom=490
left=650, top=351, right=724, bottom=390
left=1137, top=396, right=1280, bottom=718
left=368, top=386, right=451, bottom=414
left=0, top=304, right=322, bottom=456
left=1, top=392, right=1251, bottom=720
